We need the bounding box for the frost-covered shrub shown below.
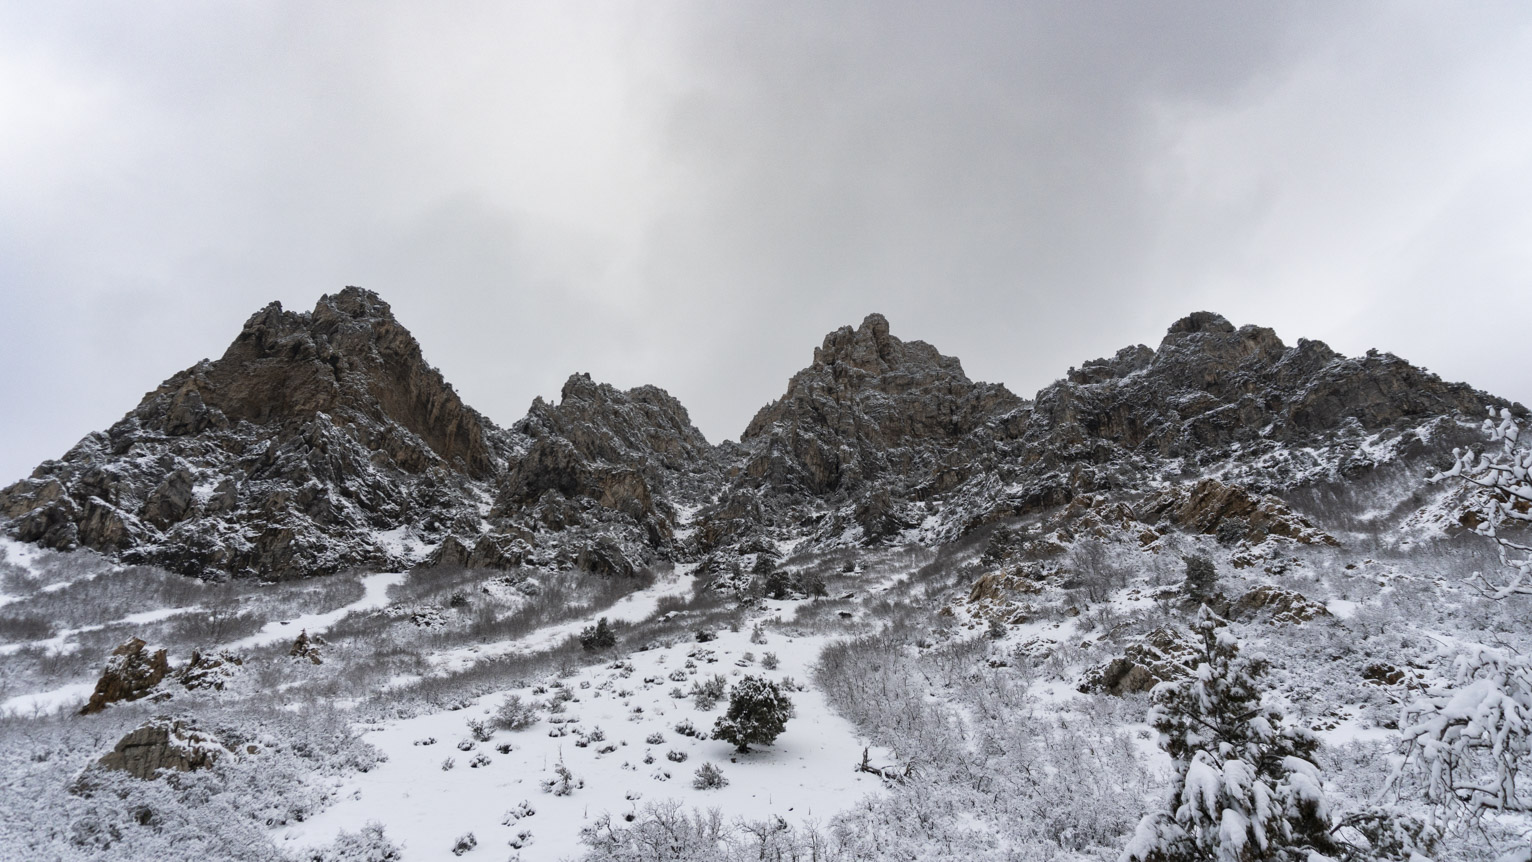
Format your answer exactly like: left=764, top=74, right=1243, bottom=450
left=441, top=757, right=455, bottom=771
left=693, top=762, right=728, bottom=790
left=579, top=617, right=618, bottom=651
left=502, top=800, right=536, bottom=824
left=713, top=676, right=795, bottom=753
left=1394, top=642, right=1532, bottom=816
left=666, top=749, right=688, bottom=763
left=310, top=822, right=402, bottom=862
left=468, top=753, right=491, bottom=768
left=691, top=675, right=728, bottom=710
left=582, top=801, right=726, bottom=860
left=761, top=652, right=779, bottom=670
left=645, top=732, right=665, bottom=745
left=450, top=831, right=476, bottom=855
left=493, top=694, right=538, bottom=730
left=542, top=760, right=582, bottom=796
left=1181, top=555, right=1217, bottom=601
left=465, top=718, right=492, bottom=742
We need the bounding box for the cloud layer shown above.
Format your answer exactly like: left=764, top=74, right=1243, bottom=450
left=3, top=2, right=1530, bottom=484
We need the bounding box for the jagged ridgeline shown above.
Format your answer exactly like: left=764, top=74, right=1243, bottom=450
left=0, top=290, right=1516, bottom=580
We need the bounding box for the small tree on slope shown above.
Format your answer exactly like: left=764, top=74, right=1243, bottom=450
left=713, top=676, right=794, bottom=753
left=1123, top=608, right=1337, bottom=862
left=1433, top=406, right=1532, bottom=599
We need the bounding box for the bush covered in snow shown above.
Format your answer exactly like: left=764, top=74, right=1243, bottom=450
left=712, top=676, right=795, bottom=753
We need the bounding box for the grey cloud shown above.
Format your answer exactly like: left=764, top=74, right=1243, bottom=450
left=1, top=2, right=1529, bottom=486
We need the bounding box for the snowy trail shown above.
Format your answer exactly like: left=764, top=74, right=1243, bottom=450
left=430, top=565, right=697, bottom=673
left=277, top=619, right=887, bottom=862
left=226, top=570, right=407, bottom=651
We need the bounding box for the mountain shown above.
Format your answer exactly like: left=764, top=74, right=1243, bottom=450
left=0, top=288, right=505, bottom=579
left=6, top=290, right=1532, bottom=861
left=0, top=293, right=1517, bottom=581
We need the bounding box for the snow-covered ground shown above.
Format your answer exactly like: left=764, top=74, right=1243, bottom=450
left=1, top=680, right=97, bottom=716
left=430, top=565, right=698, bottom=674
left=280, top=604, right=887, bottom=861
left=226, top=571, right=407, bottom=651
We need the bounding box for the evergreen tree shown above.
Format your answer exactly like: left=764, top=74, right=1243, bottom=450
left=1182, top=555, right=1217, bottom=602
left=1123, top=608, right=1336, bottom=862
left=712, top=676, right=795, bottom=753
left=579, top=617, right=617, bottom=651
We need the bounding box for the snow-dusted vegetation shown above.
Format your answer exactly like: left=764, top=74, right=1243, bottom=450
left=4, top=508, right=1531, bottom=860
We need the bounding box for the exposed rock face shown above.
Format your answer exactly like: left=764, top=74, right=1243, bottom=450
left=1228, top=585, right=1332, bottom=625
left=739, top=313, right=1025, bottom=498
left=489, top=373, right=722, bottom=565
left=0, top=288, right=505, bottom=579
left=289, top=630, right=324, bottom=664
left=1, top=299, right=1518, bottom=585
left=1025, top=312, right=1497, bottom=487
left=97, top=717, right=225, bottom=779
left=80, top=638, right=170, bottom=715
left=1080, top=628, right=1200, bottom=696
left=176, top=650, right=244, bottom=691
left=1135, top=478, right=1336, bottom=547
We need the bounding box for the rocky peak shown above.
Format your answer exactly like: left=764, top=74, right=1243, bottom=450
left=706, top=314, right=1025, bottom=549
left=519, top=373, right=714, bottom=471
left=144, top=286, right=495, bottom=478
left=0, top=287, right=505, bottom=579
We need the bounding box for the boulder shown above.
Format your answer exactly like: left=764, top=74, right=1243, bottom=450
left=1080, top=628, right=1199, bottom=696
left=97, top=717, right=226, bottom=779
left=1228, top=585, right=1331, bottom=625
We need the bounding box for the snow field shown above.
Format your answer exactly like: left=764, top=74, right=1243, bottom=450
left=279, top=614, right=887, bottom=861
left=429, top=565, right=698, bottom=674
left=226, top=570, right=407, bottom=651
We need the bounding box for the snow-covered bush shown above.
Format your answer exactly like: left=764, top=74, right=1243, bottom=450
left=582, top=801, right=727, bottom=861
left=580, top=617, right=618, bottom=651
left=450, top=831, right=476, bottom=855
left=761, top=651, right=779, bottom=670
left=542, top=760, right=581, bottom=796
left=1123, top=608, right=1337, bottom=862
left=691, top=675, right=727, bottom=710
left=310, top=823, right=401, bottom=862
left=1434, top=407, right=1532, bottom=598
left=693, top=762, right=728, bottom=790
left=713, top=676, right=795, bottom=753
left=1393, top=642, right=1532, bottom=816
left=493, top=694, right=538, bottom=731
left=1181, top=555, right=1216, bottom=602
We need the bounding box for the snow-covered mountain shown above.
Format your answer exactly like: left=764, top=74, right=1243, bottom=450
left=0, top=290, right=1509, bottom=583
left=1, top=289, right=1528, bottom=861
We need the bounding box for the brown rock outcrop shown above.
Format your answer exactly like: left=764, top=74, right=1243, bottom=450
left=97, top=717, right=226, bottom=779
left=0, top=287, right=505, bottom=579
left=80, top=638, right=169, bottom=715
left=1136, top=478, right=1337, bottom=546
left=1228, top=585, right=1331, bottom=625
left=1080, top=628, right=1200, bottom=696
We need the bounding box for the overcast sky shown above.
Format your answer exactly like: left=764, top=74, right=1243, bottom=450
left=3, top=2, right=1531, bottom=485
